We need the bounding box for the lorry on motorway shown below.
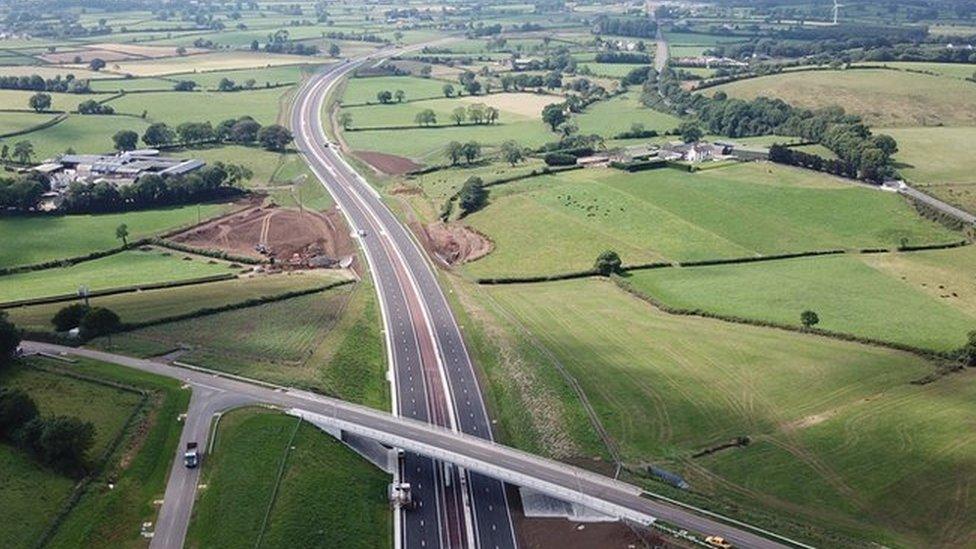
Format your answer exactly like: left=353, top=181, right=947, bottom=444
left=184, top=442, right=199, bottom=468
left=389, top=482, right=415, bottom=509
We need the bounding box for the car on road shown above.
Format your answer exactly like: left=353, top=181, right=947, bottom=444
left=705, top=535, right=733, bottom=548
left=358, top=229, right=367, bottom=237
left=184, top=442, right=199, bottom=468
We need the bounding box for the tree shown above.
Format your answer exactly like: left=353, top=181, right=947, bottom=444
left=394, top=89, right=406, bottom=103
left=962, top=330, right=976, bottom=367
left=485, top=106, right=500, bottom=125
left=594, top=250, right=622, bottom=276
left=79, top=307, right=120, bottom=338
left=112, top=130, right=138, bottom=151
left=541, top=103, right=567, bottom=131
left=376, top=90, right=393, bottom=104
left=464, top=79, right=482, bottom=95
left=51, top=303, right=90, bottom=332
left=445, top=141, right=464, bottom=165
left=257, top=124, right=292, bottom=151
left=142, top=122, right=175, bottom=146
left=858, top=147, right=888, bottom=183
left=229, top=118, right=261, bottom=143
left=338, top=112, right=353, bottom=130
left=558, top=121, right=578, bottom=138
left=12, top=141, right=34, bottom=164
left=458, top=176, right=486, bottom=215
left=1, top=144, right=8, bottom=162
left=0, top=312, right=19, bottom=368
left=28, top=92, right=51, bottom=113
left=800, top=310, right=820, bottom=328
left=328, top=43, right=340, bottom=57
left=466, top=103, right=486, bottom=125
left=89, top=58, right=106, bottom=71
left=451, top=106, right=466, bottom=126
left=500, top=140, right=525, bottom=166
left=0, top=388, right=37, bottom=439
left=34, top=415, right=96, bottom=472
left=679, top=122, right=703, bottom=143
left=442, top=84, right=455, bottom=98
left=115, top=223, right=129, bottom=247
left=461, top=141, right=481, bottom=164
left=414, top=109, right=437, bottom=127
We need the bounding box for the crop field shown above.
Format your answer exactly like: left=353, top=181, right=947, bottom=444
left=19, top=114, right=150, bottom=159
left=461, top=163, right=957, bottom=278
left=625, top=248, right=976, bottom=351
left=576, top=91, right=681, bottom=137
left=0, top=203, right=230, bottom=268
left=707, top=69, right=976, bottom=127
left=341, top=75, right=451, bottom=105
left=105, top=87, right=289, bottom=125
left=180, top=64, right=321, bottom=90
left=6, top=272, right=345, bottom=332
left=0, top=363, right=145, bottom=548
left=96, top=281, right=389, bottom=408
left=186, top=409, right=390, bottom=549
left=0, top=248, right=236, bottom=304
left=483, top=278, right=973, bottom=547
left=341, top=92, right=559, bottom=129
left=102, top=51, right=319, bottom=77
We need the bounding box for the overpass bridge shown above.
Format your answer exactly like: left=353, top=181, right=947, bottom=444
left=23, top=341, right=801, bottom=549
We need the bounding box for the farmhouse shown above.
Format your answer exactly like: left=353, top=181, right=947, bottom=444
left=663, top=141, right=732, bottom=162
left=35, top=149, right=205, bottom=191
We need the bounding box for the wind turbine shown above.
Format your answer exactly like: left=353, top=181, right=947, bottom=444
left=832, top=0, right=843, bottom=25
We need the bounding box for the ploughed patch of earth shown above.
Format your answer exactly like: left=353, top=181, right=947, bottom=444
left=355, top=150, right=422, bottom=175
left=168, top=205, right=356, bottom=268
left=416, top=221, right=492, bottom=266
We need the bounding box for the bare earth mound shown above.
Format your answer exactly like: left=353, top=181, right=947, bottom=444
left=355, top=150, right=421, bottom=175
left=419, top=222, right=492, bottom=266
left=169, top=206, right=355, bottom=266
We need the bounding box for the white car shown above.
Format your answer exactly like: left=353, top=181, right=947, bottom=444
left=358, top=229, right=368, bottom=237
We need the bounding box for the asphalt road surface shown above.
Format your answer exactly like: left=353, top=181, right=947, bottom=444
left=24, top=342, right=797, bottom=549
left=290, top=56, right=516, bottom=549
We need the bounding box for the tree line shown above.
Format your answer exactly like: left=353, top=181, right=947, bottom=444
left=132, top=116, right=293, bottom=152
left=0, top=74, right=90, bottom=94
left=591, top=16, right=658, bottom=39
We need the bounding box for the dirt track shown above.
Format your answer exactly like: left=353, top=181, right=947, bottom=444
left=169, top=205, right=355, bottom=265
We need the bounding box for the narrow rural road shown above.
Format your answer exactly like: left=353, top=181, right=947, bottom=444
left=655, top=26, right=669, bottom=72
left=894, top=180, right=976, bottom=226
left=290, top=54, right=517, bottom=549
left=24, top=341, right=797, bottom=549
left=150, top=389, right=255, bottom=549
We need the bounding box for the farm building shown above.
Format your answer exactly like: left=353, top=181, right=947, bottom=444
left=35, top=149, right=205, bottom=191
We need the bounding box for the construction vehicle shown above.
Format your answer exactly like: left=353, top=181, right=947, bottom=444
left=184, top=442, right=199, bottom=468
left=705, top=536, right=733, bottom=549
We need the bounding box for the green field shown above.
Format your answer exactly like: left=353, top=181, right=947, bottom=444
left=481, top=278, right=972, bottom=546
left=708, top=69, right=976, bottom=127
left=462, top=163, right=958, bottom=278
left=856, top=61, right=976, bottom=80
left=0, top=362, right=174, bottom=548
left=6, top=272, right=345, bottom=332
left=0, top=203, right=229, bottom=268
left=576, top=91, right=681, bottom=137
left=0, top=248, right=236, bottom=304
left=87, top=77, right=180, bottom=93
left=341, top=75, right=450, bottom=105
left=105, top=87, right=289, bottom=125
left=0, top=89, right=81, bottom=112
left=9, top=114, right=150, bottom=159
left=180, top=64, right=321, bottom=90
left=625, top=247, right=976, bottom=351
left=0, top=111, right=61, bottom=136
left=578, top=62, right=650, bottom=78
left=186, top=408, right=390, bottom=549
left=94, top=281, right=389, bottom=408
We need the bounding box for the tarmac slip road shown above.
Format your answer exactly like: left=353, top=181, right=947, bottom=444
left=24, top=341, right=796, bottom=549
left=290, top=57, right=516, bottom=549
